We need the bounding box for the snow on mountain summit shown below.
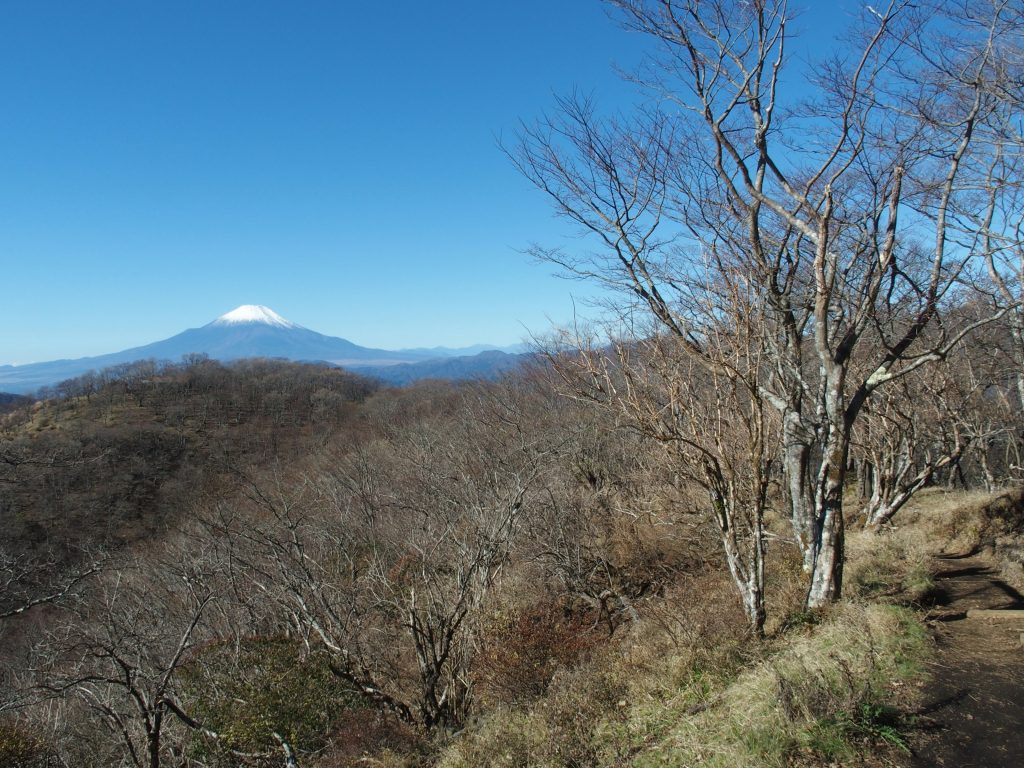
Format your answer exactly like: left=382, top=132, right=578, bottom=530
left=0, top=303, right=526, bottom=393
left=211, top=305, right=299, bottom=329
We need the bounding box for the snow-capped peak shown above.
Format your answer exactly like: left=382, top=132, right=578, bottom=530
left=212, top=305, right=299, bottom=329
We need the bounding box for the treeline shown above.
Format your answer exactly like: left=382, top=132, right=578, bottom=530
left=35, top=355, right=377, bottom=428
left=510, top=0, right=1024, bottom=626
left=0, top=394, right=33, bottom=414
left=0, top=359, right=378, bottom=566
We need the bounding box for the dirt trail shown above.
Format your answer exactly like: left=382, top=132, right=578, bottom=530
left=907, top=554, right=1024, bottom=767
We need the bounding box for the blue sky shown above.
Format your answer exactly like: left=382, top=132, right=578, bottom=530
left=0, top=1, right=848, bottom=364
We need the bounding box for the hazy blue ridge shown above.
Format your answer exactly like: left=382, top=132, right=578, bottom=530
left=347, top=350, right=532, bottom=386
left=0, top=307, right=523, bottom=394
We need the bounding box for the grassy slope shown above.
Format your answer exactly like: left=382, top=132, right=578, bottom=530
left=434, top=491, right=1022, bottom=768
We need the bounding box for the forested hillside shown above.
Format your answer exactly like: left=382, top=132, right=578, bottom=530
left=4, top=0, right=1024, bottom=765
left=1, top=359, right=376, bottom=563
left=0, top=335, right=1021, bottom=766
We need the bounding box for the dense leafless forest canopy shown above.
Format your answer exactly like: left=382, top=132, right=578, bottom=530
left=3, top=1, right=1024, bottom=765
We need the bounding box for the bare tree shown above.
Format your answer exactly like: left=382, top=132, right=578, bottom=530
left=224, top=387, right=549, bottom=732
left=853, top=361, right=970, bottom=529
left=0, top=551, right=104, bottom=622
left=951, top=2, right=1024, bottom=418
left=542, top=284, right=777, bottom=634
left=35, top=552, right=224, bottom=768
left=513, top=0, right=1019, bottom=607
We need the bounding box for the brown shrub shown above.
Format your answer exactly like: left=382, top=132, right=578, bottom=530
left=0, top=719, right=55, bottom=768
left=318, top=709, right=422, bottom=768
left=474, top=600, right=604, bottom=707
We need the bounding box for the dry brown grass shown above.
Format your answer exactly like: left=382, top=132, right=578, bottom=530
left=438, top=597, right=926, bottom=768
left=881, top=486, right=1024, bottom=592
left=437, top=568, right=756, bottom=768
left=435, top=491, right=973, bottom=768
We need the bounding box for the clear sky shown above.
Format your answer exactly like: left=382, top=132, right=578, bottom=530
left=0, top=1, right=848, bottom=365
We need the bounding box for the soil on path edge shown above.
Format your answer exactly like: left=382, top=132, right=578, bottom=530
left=907, top=554, right=1024, bottom=767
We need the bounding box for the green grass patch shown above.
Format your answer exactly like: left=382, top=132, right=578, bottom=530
left=181, top=636, right=363, bottom=763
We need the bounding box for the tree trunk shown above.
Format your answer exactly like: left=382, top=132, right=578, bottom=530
left=782, top=411, right=815, bottom=572
left=806, top=495, right=845, bottom=608
left=720, top=530, right=765, bottom=636
left=806, top=423, right=849, bottom=608
left=856, top=459, right=874, bottom=501
left=711, top=488, right=766, bottom=637
left=1009, top=312, right=1024, bottom=415
left=148, top=715, right=162, bottom=768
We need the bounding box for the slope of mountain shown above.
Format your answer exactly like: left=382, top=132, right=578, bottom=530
left=348, top=350, right=531, bottom=386
left=0, top=392, right=33, bottom=412
left=396, top=343, right=529, bottom=357
left=0, top=306, right=522, bottom=394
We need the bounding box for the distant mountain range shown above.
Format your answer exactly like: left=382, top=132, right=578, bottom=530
left=348, top=349, right=530, bottom=386
left=0, top=305, right=529, bottom=394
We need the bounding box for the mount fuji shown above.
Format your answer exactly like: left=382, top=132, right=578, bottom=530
left=0, top=306, right=523, bottom=394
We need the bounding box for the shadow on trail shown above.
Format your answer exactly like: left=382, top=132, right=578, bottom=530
left=919, top=561, right=1024, bottom=612
left=908, top=554, right=1024, bottom=768
left=912, top=687, right=970, bottom=719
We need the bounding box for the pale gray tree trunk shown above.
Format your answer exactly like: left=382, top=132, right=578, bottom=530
left=781, top=411, right=815, bottom=572
left=806, top=428, right=849, bottom=608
